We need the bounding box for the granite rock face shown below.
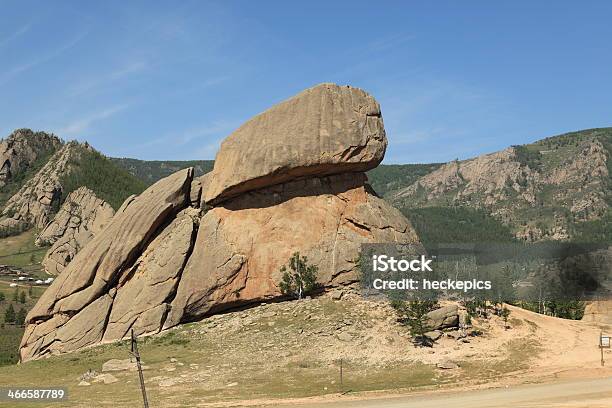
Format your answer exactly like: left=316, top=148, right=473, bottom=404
left=20, top=169, right=193, bottom=361
left=205, top=83, right=387, bottom=204
left=20, top=84, right=418, bottom=362
left=0, top=129, right=62, bottom=187
left=165, top=173, right=417, bottom=327
left=0, top=142, right=81, bottom=232
left=37, top=187, right=115, bottom=275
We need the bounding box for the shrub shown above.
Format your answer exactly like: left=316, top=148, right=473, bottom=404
left=279, top=252, right=319, bottom=300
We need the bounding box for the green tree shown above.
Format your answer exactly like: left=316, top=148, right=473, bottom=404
left=16, top=308, right=27, bottom=326
left=0, top=291, right=5, bottom=302
left=4, top=304, right=16, bottom=324
left=392, top=299, right=437, bottom=347
left=279, top=252, right=319, bottom=299
left=12, top=288, right=18, bottom=302
left=500, top=306, right=511, bottom=330
left=19, top=291, right=26, bottom=304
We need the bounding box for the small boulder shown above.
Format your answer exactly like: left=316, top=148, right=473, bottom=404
left=424, top=330, right=443, bottom=342
left=93, top=373, right=119, bottom=384
left=437, top=360, right=459, bottom=370
left=424, top=305, right=459, bottom=331
left=102, top=358, right=137, bottom=372
left=159, top=378, right=180, bottom=387
left=330, top=290, right=343, bottom=301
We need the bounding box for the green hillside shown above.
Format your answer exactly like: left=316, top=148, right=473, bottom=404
left=404, top=206, right=517, bottom=245
left=61, top=146, right=147, bottom=210
left=110, top=158, right=214, bottom=186
left=389, top=128, right=612, bottom=243
left=367, top=163, right=443, bottom=196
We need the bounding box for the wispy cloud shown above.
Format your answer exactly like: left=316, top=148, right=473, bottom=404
left=67, top=60, right=149, bottom=97
left=0, top=31, right=87, bottom=86
left=0, top=22, right=32, bottom=48
left=56, top=103, right=130, bottom=137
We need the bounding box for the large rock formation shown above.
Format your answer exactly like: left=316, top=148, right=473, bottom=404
left=20, top=83, right=419, bottom=361
left=165, top=173, right=416, bottom=327
left=0, top=142, right=83, bottom=233
left=0, top=129, right=62, bottom=188
left=205, top=83, right=387, bottom=204
left=37, top=187, right=115, bottom=275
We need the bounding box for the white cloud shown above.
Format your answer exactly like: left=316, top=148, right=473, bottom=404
left=56, top=104, right=130, bottom=137
left=0, top=31, right=87, bottom=86
left=67, top=60, right=149, bottom=98
left=0, top=22, right=32, bottom=48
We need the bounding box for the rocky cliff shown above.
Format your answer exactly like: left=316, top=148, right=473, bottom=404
left=389, top=128, right=612, bottom=241
left=20, top=83, right=420, bottom=361
left=0, top=142, right=83, bottom=234
left=37, top=187, right=115, bottom=275
left=0, top=129, right=62, bottom=188
left=0, top=139, right=145, bottom=237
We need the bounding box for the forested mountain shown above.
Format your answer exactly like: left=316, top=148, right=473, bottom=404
left=108, top=128, right=612, bottom=244
left=110, top=158, right=213, bottom=186
left=389, top=128, right=612, bottom=243
left=5, top=127, right=609, bottom=244
left=0, top=131, right=145, bottom=237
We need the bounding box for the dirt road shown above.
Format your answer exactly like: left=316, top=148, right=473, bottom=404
left=267, top=378, right=612, bottom=408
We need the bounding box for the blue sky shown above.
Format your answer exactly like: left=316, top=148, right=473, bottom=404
left=1, top=1, right=611, bottom=163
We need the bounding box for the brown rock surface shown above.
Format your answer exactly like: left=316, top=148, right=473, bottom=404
left=20, top=84, right=417, bottom=362
left=37, top=187, right=115, bottom=275
left=166, top=173, right=418, bottom=327
left=20, top=168, right=193, bottom=360
left=424, top=305, right=459, bottom=331
left=0, top=129, right=62, bottom=187
left=0, top=142, right=81, bottom=232
left=205, top=83, right=387, bottom=203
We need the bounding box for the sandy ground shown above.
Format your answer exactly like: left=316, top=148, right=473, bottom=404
left=267, top=378, right=612, bottom=408
left=186, top=299, right=612, bottom=407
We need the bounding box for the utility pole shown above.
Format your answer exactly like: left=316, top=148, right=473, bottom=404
left=131, top=330, right=150, bottom=408
left=340, top=358, right=343, bottom=390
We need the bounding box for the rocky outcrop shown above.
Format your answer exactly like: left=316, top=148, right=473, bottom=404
left=165, top=173, right=416, bottom=327
left=205, top=83, right=387, bottom=204
left=37, top=187, right=115, bottom=275
left=390, top=134, right=611, bottom=242
left=20, top=83, right=419, bottom=361
left=21, top=169, right=193, bottom=361
left=0, top=142, right=83, bottom=233
left=0, top=129, right=62, bottom=187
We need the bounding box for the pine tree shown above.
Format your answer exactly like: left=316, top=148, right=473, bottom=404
left=12, top=288, right=18, bottom=302
left=500, top=306, right=511, bottom=330
left=19, top=291, right=26, bottom=304
left=4, top=304, right=16, bottom=324
left=0, top=291, right=5, bottom=302
left=16, top=308, right=27, bottom=326
left=392, top=299, right=437, bottom=347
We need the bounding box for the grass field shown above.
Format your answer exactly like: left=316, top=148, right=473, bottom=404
left=0, top=229, right=47, bottom=275
left=0, top=297, right=549, bottom=408
left=0, top=229, right=49, bottom=366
